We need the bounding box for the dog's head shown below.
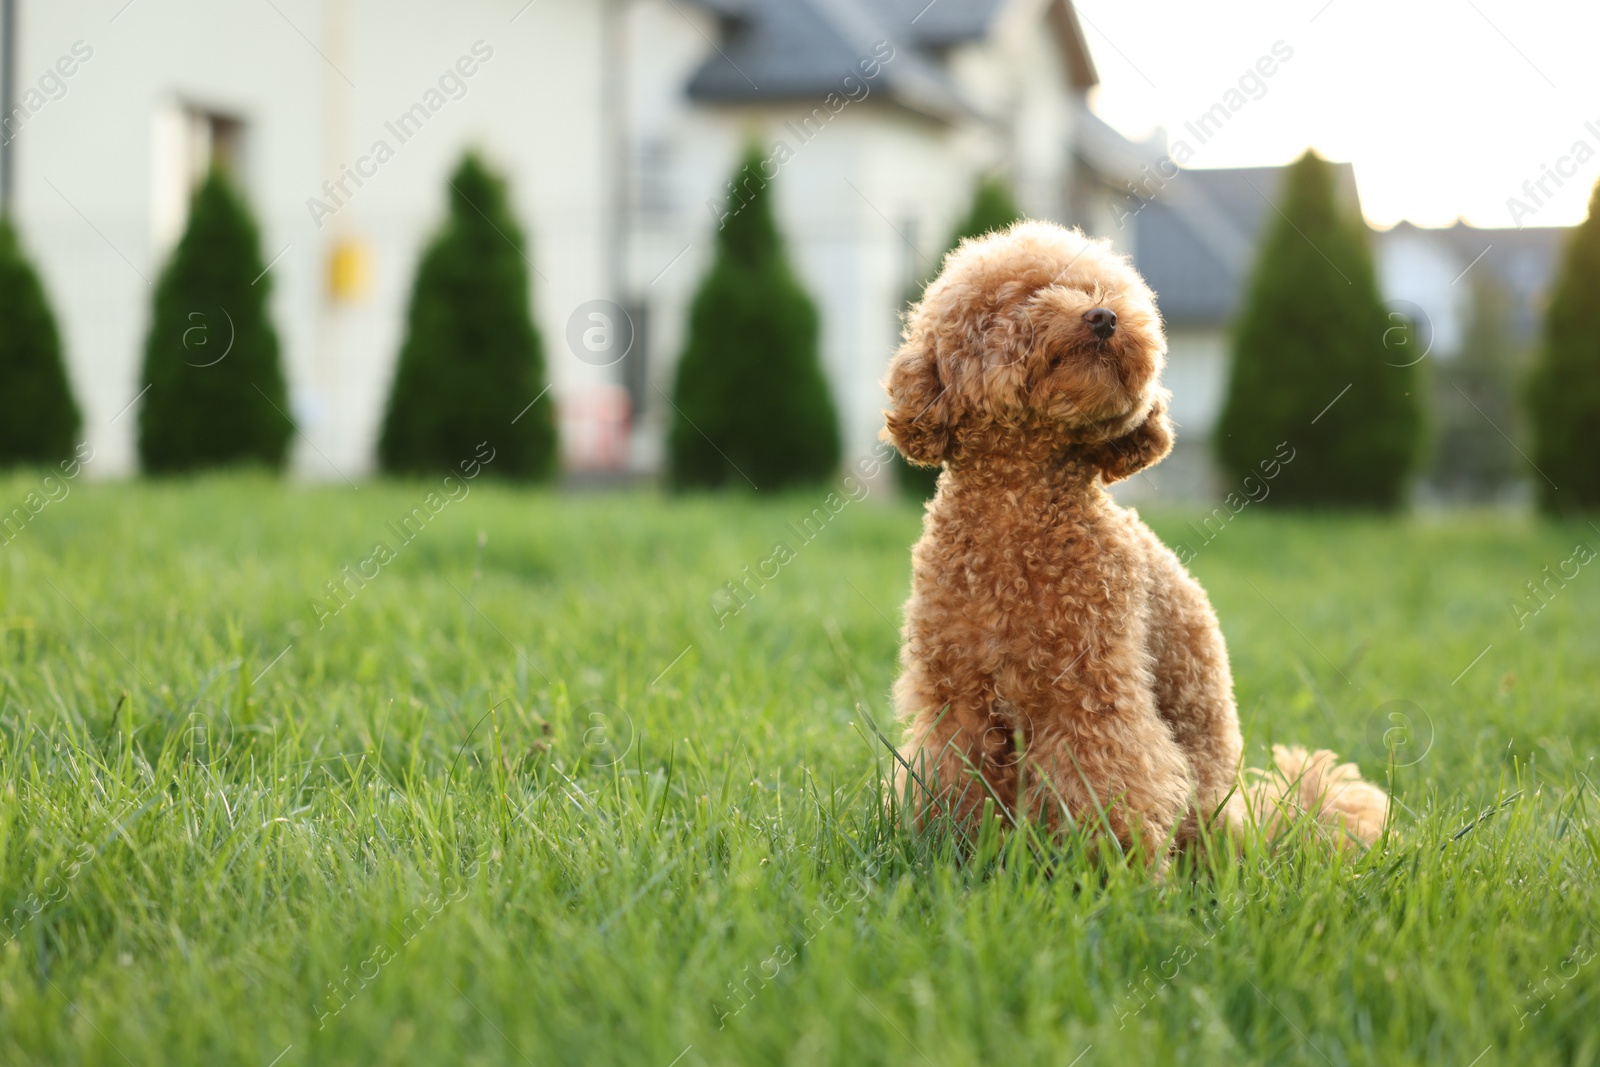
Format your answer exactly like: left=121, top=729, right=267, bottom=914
left=882, top=220, right=1172, bottom=484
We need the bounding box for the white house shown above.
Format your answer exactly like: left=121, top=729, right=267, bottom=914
left=1, top=0, right=1128, bottom=482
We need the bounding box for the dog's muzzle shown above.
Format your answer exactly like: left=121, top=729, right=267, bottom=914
left=1084, top=307, right=1117, bottom=340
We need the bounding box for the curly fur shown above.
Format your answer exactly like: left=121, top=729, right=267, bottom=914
left=883, top=220, right=1387, bottom=854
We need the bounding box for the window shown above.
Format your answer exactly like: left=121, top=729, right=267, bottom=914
left=636, top=137, right=674, bottom=221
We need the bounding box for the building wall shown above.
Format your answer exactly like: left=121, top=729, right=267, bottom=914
left=947, top=0, right=1074, bottom=222
left=11, top=0, right=1089, bottom=484
left=622, top=0, right=1082, bottom=483
left=1113, top=323, right=1227, bottom=504
left=13, top=0, right=329, bottom=475
left=309, top=0, right=615, bottom=478
left=1376, top=228, right=1466, bottom=360
left=624, top=100, right=983, bottom=476
left=1164, top=324, right=1229, bottom=442
left=11, top=0, right=612, bottom=478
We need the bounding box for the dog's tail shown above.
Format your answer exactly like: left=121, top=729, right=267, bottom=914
left=1239, top=745, right=1389, bottom=849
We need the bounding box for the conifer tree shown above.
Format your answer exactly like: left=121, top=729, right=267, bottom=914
left=1527, top=180, right=1600, bottom=513
left=0, top=217, right=81, bottom=466
left=956, top=176, right=1024, bottom=244
left=138, top=167, right=293, bottom=472
left=668, top=144, right=840, bottom=490
left=379, top=153, right=556, bottom=480
left=895, top=175, right=1024, bottom=499
left=1215, top=150, right=1422, bottom=508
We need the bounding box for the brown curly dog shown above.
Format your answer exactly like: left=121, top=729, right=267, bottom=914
left=883, top=219, right=1387, bottom=854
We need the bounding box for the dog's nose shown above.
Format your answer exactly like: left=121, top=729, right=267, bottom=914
left=1084, top=307, right=1117, bottom=340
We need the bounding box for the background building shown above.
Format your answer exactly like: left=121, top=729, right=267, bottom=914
left=1, top=0, right=1135, bottom=483
left=1124, top=160, right=1363, bottom=498
left=1121, top=154, right=1566, bottom=500
left=0, top=0, right=1571, bottom=499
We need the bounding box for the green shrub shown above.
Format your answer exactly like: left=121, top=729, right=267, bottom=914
left=0, top=217, right=81, bottom=466
left=667, top=143, right=839, bottom=491
left=895, top=175, right=1024, bottom=499
left=137, top=167, right=293, bottom=473
left=1527, top=180, right=1600, bottom=514
left=379, top=153, right=556, bottom=481
left=1215, top=150, right=1422, bottom=509
left=956, top=176, right=1024, bottom=243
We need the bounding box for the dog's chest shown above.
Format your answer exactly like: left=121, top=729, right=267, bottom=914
left=917, top=502, right=1144, bottom=645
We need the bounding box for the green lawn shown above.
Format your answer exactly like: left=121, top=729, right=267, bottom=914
left=0, top=475, right=1596, bottom=1066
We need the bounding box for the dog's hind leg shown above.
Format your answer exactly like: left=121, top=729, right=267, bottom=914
left=1021, top=698, right=1195, bottom=860
left=1139, top=534, right=1247, bottom=846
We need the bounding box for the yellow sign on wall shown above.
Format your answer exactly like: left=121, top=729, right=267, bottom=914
left=328, top=239, right=371, bottom=301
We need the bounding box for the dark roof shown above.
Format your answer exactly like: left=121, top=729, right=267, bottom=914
left=1132, top=163, right=1360, bottom=326
left=686, top=0, right=1095, bottom=120
left=1132, top=163, right=1571, bottom=336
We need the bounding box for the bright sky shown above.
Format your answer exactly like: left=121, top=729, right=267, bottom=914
left=1075, top=0, right=1600, bottom=230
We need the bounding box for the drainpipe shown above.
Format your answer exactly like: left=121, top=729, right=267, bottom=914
left=602, top=0, right=643, bottom=464
left=1, top=0, right=16, bottom=213
left=602, top=0, right=623, bottom=309
left=602, top=0, right=631, bottom=358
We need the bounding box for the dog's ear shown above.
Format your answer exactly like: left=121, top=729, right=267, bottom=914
left=1087, top=398, right=1172, bottom=484
left=882, top=334, right=954, bottom=467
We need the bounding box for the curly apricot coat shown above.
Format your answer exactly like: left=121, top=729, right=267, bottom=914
left=883, top=221, right=1387, bottom=853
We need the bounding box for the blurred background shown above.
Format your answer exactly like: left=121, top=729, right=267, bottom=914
left=1, top=0, right=1594, bottom=508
